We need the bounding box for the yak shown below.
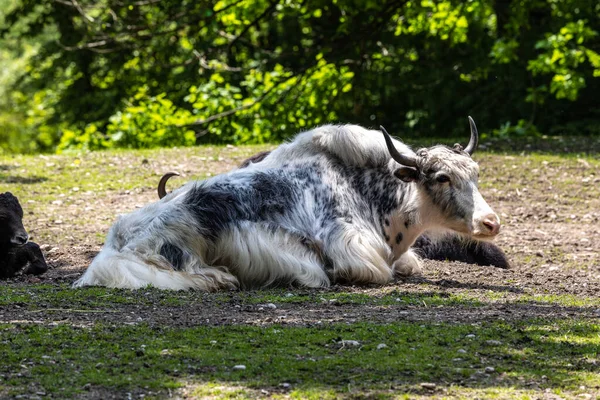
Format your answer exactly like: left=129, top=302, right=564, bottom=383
left=75, top=118, right=503, bottom=290
left=0, top=192, right=48, bottom=278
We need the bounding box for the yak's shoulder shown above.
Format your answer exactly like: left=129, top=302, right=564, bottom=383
left=258, top=124, right=414, bottom=169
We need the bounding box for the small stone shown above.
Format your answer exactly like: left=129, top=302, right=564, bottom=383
left=420, top=382, right=436, bottom=390
left=340, top=340, right=360, bottom=347
left=465, top=334, right=476, bottom=339
left=457, top=349, right=467, bottom=354
left=485, top=340, right=503, bottom=346
left=484, top=366, right=495, bottom=373
left=210, top=340, right=217, bottom=345
left=232, top=365, right=246, bottom=370
left=280, top=383, right=291, bottom=389
left=265, top=303, right=277, bottom=309
left=377, top=343, right=388, bottom=350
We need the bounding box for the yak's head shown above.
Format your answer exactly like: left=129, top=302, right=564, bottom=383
left=0, top=192, right=29, bottom=249
left=381, top=117, right=500, bottom=241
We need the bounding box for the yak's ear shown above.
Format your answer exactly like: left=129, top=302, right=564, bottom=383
left=394, top=167, right=419, bottom=182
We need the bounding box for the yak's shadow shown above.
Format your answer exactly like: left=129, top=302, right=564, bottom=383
left=1, top=165, right=48, bottom=184
left=2, top=175, right=48, bottom=184
left=406, top=276, right=525, bottom=294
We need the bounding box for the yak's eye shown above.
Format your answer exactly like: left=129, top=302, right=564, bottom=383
left=436, top=174, right=451, bottom=184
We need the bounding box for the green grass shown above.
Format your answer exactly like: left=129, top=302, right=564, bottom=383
left=1, top=319, right=599, bottom=399
left=1, top=284, right=599, bottom=398
left=0, top=144, right=274, bottom=198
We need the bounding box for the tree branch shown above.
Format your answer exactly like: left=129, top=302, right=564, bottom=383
left=183, top=67, right=312, bottom=132
left=227, top=0, right=280, bottom=51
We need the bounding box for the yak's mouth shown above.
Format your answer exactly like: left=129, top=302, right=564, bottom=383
left=470, top=231, right=499, bottom=242
left=449, top=225, right=499, bottom=242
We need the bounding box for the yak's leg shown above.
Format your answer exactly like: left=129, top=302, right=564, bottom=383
left=391, top=249, right=423, bottom=277
left=324, top=227, right=394, bottom=285
left=21, top=242, right=49, bottom=275
left=211, top=222, right=330, bottom=289
left=412, top=234, right=510, bottom=269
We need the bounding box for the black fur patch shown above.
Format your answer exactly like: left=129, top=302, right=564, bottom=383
left=413, top=235, right=510, bottom=268
left=160, top=243, right=185, bottom=270
left=395, top=232, right=403, bottom=244
left=184, top=167, right=329, bottom=241
left=0, top=192, right=48, bottom=279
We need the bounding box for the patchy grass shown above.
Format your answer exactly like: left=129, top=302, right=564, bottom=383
left=1, top=319, right=599, bottom=399
left=0, top=144, right=274, bottom=248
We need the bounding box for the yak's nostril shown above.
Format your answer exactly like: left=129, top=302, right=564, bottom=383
left=482, top=217, right=500, bottom=235
left=11, top=234, right=29, bottom=246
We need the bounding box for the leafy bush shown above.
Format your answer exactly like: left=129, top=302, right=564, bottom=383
left=186, top=60, right=353, bottom=144
left=58, top=88, right=196, bottom=151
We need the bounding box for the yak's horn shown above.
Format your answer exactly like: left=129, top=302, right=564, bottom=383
left=464, top=116, right=479, bottom=155
left=158, top=172, right=180, bottom=199
left=380, top=126, right=418, bottom=167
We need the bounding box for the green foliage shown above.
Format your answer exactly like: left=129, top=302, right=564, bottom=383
left=492, top=119, right=542, bottom=138
left=186, top=60, right=353, bottom=143
left=58, top=88, right=197, bottom=150
left=1, top=0, right=599, bottom=152
left=105, top=89, right=196, bottom=149
left=528, top=20, right=599, bottom=101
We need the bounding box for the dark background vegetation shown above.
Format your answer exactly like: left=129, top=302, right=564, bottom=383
left=0, top=0, right=599, bottom=153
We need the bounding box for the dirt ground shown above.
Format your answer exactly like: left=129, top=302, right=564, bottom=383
left=2, top=147, right=600, bottom=327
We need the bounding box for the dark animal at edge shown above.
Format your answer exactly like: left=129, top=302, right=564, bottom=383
left=0, top=192, right=48, bottom=278
left=158, top=150, right=510, bottom=269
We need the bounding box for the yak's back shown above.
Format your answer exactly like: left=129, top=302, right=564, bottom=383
left=253, top=125, right=414, bottom=170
